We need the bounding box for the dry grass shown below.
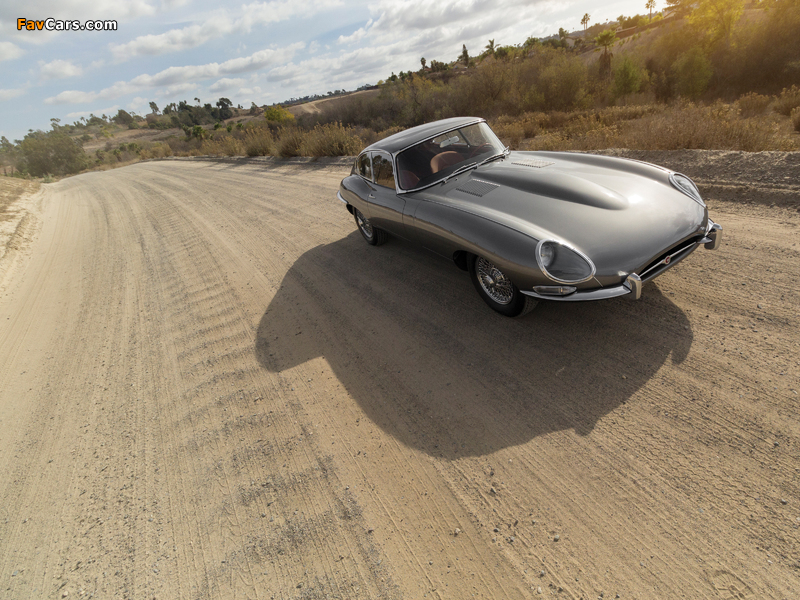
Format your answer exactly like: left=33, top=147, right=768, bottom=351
left=200, top=136, right=246, bottom=157
left=298, top=123, right=363, bottom=157
left=243, top=129, right=275, bottom=157
left=737, top=92, right=772, bottom=118
left=522, top=101, right=799, bottom=152
left=774, top=85, right=800, bottom=116
left=0, top=178, right=40, bottom=221
left=275, top=126, right=305, bottom=157
left=64, top=97, right=798, bottom=176
left=792, top=107, right=800, bottom=133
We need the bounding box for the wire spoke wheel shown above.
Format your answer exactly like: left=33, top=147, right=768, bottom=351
left=355, top=209, right=373, bottom=240
left=476, top=257, right=514, bottom=305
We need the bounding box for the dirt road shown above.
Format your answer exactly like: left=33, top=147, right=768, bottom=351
left=0, top=156, right=798, bottom=600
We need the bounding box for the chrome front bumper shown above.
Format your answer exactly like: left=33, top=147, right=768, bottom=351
left=521, top=221, right=722, bottom=302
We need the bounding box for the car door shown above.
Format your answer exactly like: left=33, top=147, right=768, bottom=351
left=346, top=153, right=375, bottom=218
left=367, top=151, right=408, bottom=239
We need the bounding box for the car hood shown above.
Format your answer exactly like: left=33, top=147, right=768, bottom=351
left=419, top=151, right=708, bottom=278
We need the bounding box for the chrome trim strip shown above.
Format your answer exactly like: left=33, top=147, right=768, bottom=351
left=393, top=118, right=485, bottom=156
left=395, top=118, right=493, bottom=194
left=522, top=285, right=631, bottom=302
left=534, top=239, right=596, bottom=285
left=669, top=172, right=705, bottom=207
left=337, top=191, right=348, bottom=204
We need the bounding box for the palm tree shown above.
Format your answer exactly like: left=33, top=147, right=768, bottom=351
left=581, top=13, right=590, bottom=33
left=594, top=29, right=617, bottom=77
left=646, top=0, right=656, bottom=20
left=485, top=39, right=496, bottom=57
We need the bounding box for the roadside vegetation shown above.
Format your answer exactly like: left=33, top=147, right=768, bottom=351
left=2, top=0, right=799, bottom=181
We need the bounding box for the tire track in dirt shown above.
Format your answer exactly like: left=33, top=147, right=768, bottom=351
left=0, top=158, right=798, bottom=600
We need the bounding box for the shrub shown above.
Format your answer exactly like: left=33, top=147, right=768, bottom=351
left=264, top=105, right=295, bottom=123
left=613, top=56, right=644, bottom=101
left=243, top=129, right=276, bottom=157
left=139, top=142, right=172, bottom=159
left=737, top=92, right=771, bottom=118
left=491, top=122, right=525, bottom=149
left=19, top=133, right=88, bottom=177
left=774, top=85, right=800, bottom=116
left=200, top=136, right=245, bottom=156
left=275, top=126, right=304, bottom=157
left=299, top=123, right=363, bottom=156
left=673, top=47, right=713, bottom=100
left=792, top=107, right=800, bottom=133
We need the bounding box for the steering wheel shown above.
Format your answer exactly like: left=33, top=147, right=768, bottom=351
left=468, top=143, right=493, bottom=159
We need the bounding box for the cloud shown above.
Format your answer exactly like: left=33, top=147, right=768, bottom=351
left=127, top=97, right=149, bottom=112
left=337, top=19, right=372, bottom=44
left=45, top=90, right=98, bottom=104
left=65, top=105, right=120, bottom=119
left=0, top=0, right=157, bottom=22
left=0, top=88, right=26, bottom=101
left=109, top=0, right=342, bottom=61
left=0, top=42, right=24, bottom=62
left=164, top=83, right=198, bottom=96
left=44, top=43, right=303, bottom=104
left=209, top=78, right=247, bottom=92
left=39, top=59, right=83, bottom=79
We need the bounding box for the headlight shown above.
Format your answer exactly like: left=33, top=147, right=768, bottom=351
left=536, top=240, right=596, bottom=284
left=670, top=172, right=705, bottom=207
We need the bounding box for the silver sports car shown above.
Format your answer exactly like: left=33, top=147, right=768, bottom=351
left=337, top=116, right=721, bottom=317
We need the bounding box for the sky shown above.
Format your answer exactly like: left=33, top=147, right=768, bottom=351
left=0, top=0, right=656, bottom=142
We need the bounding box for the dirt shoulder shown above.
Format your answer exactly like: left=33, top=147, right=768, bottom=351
left=599, top=149, right=800, bottom=209
left=0, top=153, right=797, bottom=600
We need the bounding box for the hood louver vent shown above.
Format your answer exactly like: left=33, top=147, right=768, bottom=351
left=512, top=159, right=554, bottom=169
left=455, top=179, right=499, bottom=197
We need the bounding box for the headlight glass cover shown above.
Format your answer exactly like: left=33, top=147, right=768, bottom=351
left=670, top=172, right=705, bottom=207
left=536, top=240, right=595, bottom=284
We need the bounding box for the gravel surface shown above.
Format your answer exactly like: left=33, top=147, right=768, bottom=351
left=0, top=154, right=798, bottom=600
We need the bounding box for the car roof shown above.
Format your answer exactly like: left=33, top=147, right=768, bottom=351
left=363, top=116, right=484, bottom=155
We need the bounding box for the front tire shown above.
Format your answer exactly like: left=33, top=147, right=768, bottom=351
left=469, top=255, right=537, bottom=317
left=354, top=208, right=388, bottom=246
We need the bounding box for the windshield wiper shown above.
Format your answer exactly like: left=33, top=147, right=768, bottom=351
left=477, top=146, right=510, bottom=168
left=441, top=161, right=478, bottom=184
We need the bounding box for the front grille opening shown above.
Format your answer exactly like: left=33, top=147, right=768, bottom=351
left=640, top=236, right=702, bottom=279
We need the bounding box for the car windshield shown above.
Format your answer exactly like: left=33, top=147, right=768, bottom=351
left=395, top=122, right=505, bottom=191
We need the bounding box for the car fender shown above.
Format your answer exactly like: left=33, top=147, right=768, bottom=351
left=411, top=198, right=547, bottom=290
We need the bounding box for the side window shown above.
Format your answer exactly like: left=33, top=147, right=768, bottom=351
left=358, top=153, right=372, bottom=180
left=373, top=152, right=395, bottom=189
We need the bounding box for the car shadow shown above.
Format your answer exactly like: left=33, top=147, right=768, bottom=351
left=255, top=233, right=692, bottom=459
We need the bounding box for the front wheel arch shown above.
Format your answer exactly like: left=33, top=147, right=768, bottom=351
left=452, top=250, right=469, bottom=272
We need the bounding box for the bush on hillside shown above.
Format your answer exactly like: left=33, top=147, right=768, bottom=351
left=20, top=133, right=88, bottom=177
left=673, top=47, right=713, bottom=100
left=299, top=123, right=363, bottom=156
left=774, top=85, right=800, bottom=116
left=736, top=92, right=772, bottom=118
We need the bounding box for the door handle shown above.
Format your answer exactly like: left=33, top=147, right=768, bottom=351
left=368, top=193, right=376, bottom=199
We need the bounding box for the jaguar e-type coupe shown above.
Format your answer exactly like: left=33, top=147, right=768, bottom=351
left=337, top=117, right=721, bottom=317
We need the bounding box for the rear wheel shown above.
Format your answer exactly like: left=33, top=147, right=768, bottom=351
left=354, top=208, right=388, bottom=246
left=469, top=255, right=537, bottom=317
